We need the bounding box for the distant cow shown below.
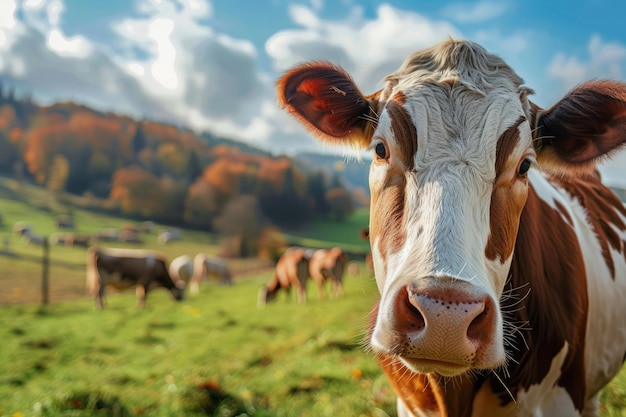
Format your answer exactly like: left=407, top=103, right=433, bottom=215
left=55, top=215, right=75, bottom=229
left=86, top=247, right=185, bottom=309
left=191, top=253, right=233, bottom=294
left=169, top=254, right=194, bottom=286
left=306, top=247, right=348, bottom=299
left=157, top=230, right=180, bottom=244
left=13, top=221, right=32, bottom=236
left=258, top=247, right=309, bottom=306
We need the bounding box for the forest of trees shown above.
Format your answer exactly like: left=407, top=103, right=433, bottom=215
left=0, top=83, right=364, bottom=250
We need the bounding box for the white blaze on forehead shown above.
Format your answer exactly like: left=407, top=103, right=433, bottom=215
left=369, top=88, right=529, bottom=293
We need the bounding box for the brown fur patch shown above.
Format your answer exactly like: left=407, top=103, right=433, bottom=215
left=485, top=117, right=525, bottom=262
left=369, top=167, right=408, bottom=270
left=386, top=100, right=418, bottom=170
left=499, top=185, right=589, bottom=410
left=550, top=174, right=626, bottom=278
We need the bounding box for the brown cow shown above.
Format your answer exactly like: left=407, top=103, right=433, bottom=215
left=258, top=247, right=309, bottom=306
left=277, top=38, right=626, bottom=416
left=86, top=247, right=185, bottom=309
left=306, top=247, right=347, bottom=298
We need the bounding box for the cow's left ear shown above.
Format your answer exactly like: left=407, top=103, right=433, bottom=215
left=531, top=80, right=626, bottom=176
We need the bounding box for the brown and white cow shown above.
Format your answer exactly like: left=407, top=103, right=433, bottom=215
left=306, top=247, right=348, bottom=298
left=277, top=38, right=626, bottom=416
left=86, top=247, right=185, bottom=309
left=258, top=247, right=310, bottom=306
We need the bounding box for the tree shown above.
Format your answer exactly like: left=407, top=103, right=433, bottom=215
left=47, top=154, right=69, bottom=192
left=183, top=179, right=220, bottom=229
left=306, top=171, right=331, bottom=217
left=131, top=122, right=146, bottom=156
left=213, top=194, right=267, bottom=257
left=326, top=187, right=355, bottom=222
left=186, top=150, right=203, bottom=183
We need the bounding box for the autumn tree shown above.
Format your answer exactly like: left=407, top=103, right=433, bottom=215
left=110, top=167, right=185, bottom=222
left=183, top=179, right=220, bottom=229
left=47, top=154, right=69, bottom=192
left=156, top=142, right=188, bottom=177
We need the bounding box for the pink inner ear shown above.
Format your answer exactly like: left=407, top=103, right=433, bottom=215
left=277, top=63, right=373, bottom=141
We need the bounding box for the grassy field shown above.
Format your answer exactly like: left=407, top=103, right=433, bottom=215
left=0, top=272, right=395, bottom=417
left=2, top=178, right=626, bottom=416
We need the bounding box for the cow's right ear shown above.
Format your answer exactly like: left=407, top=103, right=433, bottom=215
left=277, top=62, right=378, bottom=149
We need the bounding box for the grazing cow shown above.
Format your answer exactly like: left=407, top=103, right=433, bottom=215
left=306, top=247, right=347, bottom=298
left=169, top=254, right=194, bottom=285
left=191, top=253, right=232, bottom=294
left=258, top=247, right=309, bottom=306
left=86, top=247, right=185, bottom=309
left=277, top=38, right=626, bottom=416
left=157, top=230, right=180, bottom=244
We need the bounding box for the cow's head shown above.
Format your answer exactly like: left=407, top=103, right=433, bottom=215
left=171, top=281, right=186, bottom=301
left=277, top=39, right=626, bottom=376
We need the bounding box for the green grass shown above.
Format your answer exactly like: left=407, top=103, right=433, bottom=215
left=0, top=272, right=396, bottom=417
left=282, top=209, right=370, bottom=254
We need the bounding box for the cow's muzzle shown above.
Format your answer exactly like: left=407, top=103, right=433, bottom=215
left=372, top=278, right=502, bottom=376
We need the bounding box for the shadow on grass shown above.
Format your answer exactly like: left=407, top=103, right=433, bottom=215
left=46, top=390, right=130, bottom=416
left=181, top=379, right=266, bottom=416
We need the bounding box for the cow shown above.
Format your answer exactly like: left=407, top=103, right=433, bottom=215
left=306, top=247, right=348, bottom=299
left=258, top=247, right=310, bottom=306
left=86, top=247, right=185, bottom=309
left=169, top=254, right=194, bottom=286
left=191, top=253, right=232, bottom=294
left=277, top=38, right=626, bottom=416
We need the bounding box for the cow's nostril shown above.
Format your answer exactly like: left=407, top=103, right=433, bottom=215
left=467, top=297, right=494, bottom=345
left=393, top=286, right=426, bottom=334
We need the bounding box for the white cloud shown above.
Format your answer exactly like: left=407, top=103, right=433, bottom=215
left=548, top=34, right=626, bottom=92
left=442, top=1, right=509, bottom=23
left=267, top=4, right=460, bottom=92
left=0, top=0, right=276, bottom=147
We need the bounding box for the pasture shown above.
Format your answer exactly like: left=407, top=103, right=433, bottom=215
left=2, top=180, right=626, bottom=417
left=0, top=271, right=395, bottom=417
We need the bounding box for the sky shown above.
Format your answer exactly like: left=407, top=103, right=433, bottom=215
left=1, top=0, right=626, bottom=186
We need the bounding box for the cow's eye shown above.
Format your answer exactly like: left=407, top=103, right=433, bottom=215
left=518, top=158, right=532, bottom=176
left=374, top=142, right=388, bottom=160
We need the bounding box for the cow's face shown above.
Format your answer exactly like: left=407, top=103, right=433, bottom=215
left=365, top=83, right=535, bottom=376
left=277, top=40, right=536, bottom=376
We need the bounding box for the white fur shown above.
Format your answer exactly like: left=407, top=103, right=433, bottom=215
left=370, top=88, right=533, bottom=370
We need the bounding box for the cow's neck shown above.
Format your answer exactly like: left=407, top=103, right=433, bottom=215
left=499, top=180, right=589, bottom=410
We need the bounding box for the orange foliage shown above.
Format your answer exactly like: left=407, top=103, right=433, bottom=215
left=9, top=127, right=22, bottom=144
left=0, top=105, right=17, bottom=130
left=156, top=142, right=187, bottom=176
left=110, top=167, right=183, bottom=217
left=202, top=158, right=245, bottom=194
left=184, top=179, right=220, bottom=226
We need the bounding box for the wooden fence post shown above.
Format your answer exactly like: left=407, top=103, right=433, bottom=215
left=42, top=236, right=49, bottom=305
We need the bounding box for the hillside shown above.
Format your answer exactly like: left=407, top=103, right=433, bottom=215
left=0, top=91, right=370, bottom=252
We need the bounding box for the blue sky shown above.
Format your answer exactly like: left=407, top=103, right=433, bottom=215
left=1, top=0, right=626, bottom=186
